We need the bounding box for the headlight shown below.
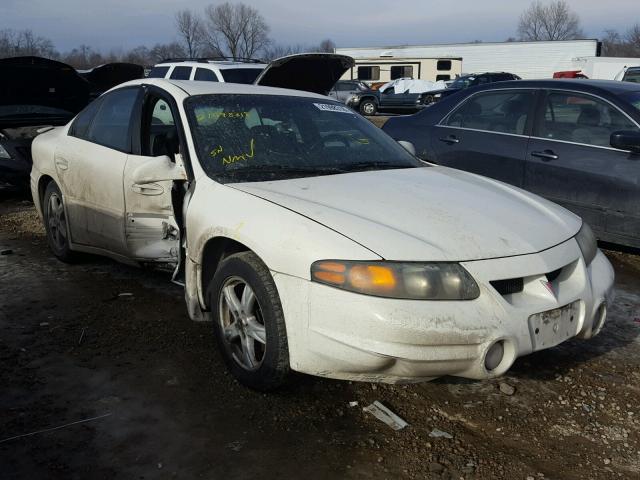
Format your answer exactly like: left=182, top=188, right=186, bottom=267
left=347, top=95, right=361, bottom=105
left=0, top=144, right=11, bottom=159
left=575, top=222, right=597, bottom=265
left=311, top=260, right=480, bottom=300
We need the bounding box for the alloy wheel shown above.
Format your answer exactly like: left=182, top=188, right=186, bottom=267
left=218, top=276, right=267, bottom=371
left=48, top=192, right=68, bottom=251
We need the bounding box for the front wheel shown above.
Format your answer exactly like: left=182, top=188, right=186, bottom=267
left=208, top=251, right=290, bottom=391
left=359, top=99, right=377, bottom=116
left=43, top=181, right=77, bottom=263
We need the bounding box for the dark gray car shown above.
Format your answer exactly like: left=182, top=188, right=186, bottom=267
left=383, top=80, right=640, bottom=248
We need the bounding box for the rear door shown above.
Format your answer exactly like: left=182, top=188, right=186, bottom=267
left=55, top=87, right=141, bottom=253
left=430, top=88, right=537, bottom=187
left=525, top=89, right=640, bottom=243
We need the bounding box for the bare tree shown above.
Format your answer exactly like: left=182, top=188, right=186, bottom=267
left=517, top=1, right=583, bottom=41
left=626, top=23, right=640, bottom=51
left=0, top=29, right=57, bottom=59
left=150, top=42, right=187, bottom=63
left=203, top=2, right=270, bottom=59
left=175, top=9, right=204, bottom=58
left=317, top=39, right=336, bottom=53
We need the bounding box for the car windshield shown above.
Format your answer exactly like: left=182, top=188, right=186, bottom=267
left=618, top=91, right=640, bottom=113
left=450, top=76, right=473, bottom=89
left=185, top=94, right=422, bottom=183
left=219, top=68, right=263, bottom=84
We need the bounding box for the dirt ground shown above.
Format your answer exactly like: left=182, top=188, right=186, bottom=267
left=1, top=193, right=639, bottom=480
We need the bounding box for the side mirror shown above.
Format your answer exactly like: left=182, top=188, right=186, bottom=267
left=131, top=155, right=187, bottom=185
left=397, top=140, right=416, bottom=156
left=610, top=131, right=640, bottom=153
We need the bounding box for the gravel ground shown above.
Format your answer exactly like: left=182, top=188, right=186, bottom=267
left=1, top=195, right=639, bottom=480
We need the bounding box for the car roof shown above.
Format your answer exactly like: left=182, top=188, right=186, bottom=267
left=471, top=79, right=640, bottom=95
left=115, top=78, right=329, bottom=100
left=154, top=61, right=266, bottom=70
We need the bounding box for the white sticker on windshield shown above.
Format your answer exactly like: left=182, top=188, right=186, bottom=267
left=313, top=103, right=354, bottom=114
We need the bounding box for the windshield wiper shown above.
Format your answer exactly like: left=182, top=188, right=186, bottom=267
left=226, top=165, right=347, bottom=175
left=339, top=161, right=417, bottom=172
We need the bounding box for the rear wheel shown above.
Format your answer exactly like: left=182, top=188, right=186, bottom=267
left=359, top=98, right=377, bottom=116
left=43, top=182, right=76, bottom=263
left=208, top=251, right=290, bottom=391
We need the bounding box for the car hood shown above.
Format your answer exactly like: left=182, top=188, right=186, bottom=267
left=254, top=53, right=355, bottom=95
left=231, top=167, right=581, bottom=261
left=0, top=56, right=89, bottom=128
left=79, top=62, right=144, bottom=95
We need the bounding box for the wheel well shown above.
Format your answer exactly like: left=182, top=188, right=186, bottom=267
left=38, top=175, right=54, bottom=206
left=201, top=237, right=250, bottom=309
left=361, top=96, right=377, bottom=104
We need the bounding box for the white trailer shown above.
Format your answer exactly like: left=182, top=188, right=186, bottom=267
left=572, top=56, right=640, bottom=80
left=337, top=40, right=601, bottom=80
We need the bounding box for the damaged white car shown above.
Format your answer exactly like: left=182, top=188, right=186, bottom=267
left=31, top=54, right=615, bottom=390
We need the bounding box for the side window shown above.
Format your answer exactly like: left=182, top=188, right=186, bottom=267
left=437, top=60, right=452, bottom=71
left=68, top=98, right=102, bottom=140
left=194, top=68, right=219, bottom=82
left=337, top=82, right=355, bottom=92
left=539, top=92, right=639, bottom=147
left=148, top=66, right=170, bottom=78
left=87, top=88, right=139, bottom=152
left=144, top=97, right=179, bottom=158
left=390, top=66, right=413, bottom=80
left=170, top=66, right=192, bottom=80
left=357, top=66, right=380, bottom=81
left=436, top=74, right=451, bottom=81
left=444, top=90, right=534, bottom=135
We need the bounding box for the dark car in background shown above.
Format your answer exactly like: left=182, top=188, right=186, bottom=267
left=383, top=79, right=640, bottom=248
left=0, top=56, right=90, bottom=189
left=328, top=79, right=429, bottom=115
left=621, top=67, right=640, bottom=84
left=79, top=62, right=144, bottom=99
left=422, top=72, right=521, bottom=105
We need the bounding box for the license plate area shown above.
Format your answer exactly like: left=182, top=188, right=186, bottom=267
left=529, top=301, right=580, bottom=351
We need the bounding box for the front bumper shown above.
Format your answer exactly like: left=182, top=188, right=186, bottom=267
left=273, top=238, right=615, bottom=383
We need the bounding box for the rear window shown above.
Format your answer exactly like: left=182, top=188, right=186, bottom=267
left=195, top=68, right=219, bottom=82
left=148, top=66, right=170, bottom=79
left=170, top=66, right=192, bottom=80
left=219, top=68, right=263, bottom=84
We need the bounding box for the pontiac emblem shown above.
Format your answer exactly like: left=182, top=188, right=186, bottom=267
left=541, top=280, right=556, bottom=299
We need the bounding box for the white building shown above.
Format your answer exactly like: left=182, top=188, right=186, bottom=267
left=336, top=39, right=601, bottom=80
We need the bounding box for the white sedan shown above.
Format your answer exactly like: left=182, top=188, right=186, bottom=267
left=30, top=59, right=615, bottom=390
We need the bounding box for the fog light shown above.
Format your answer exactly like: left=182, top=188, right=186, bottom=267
left=485, top=341, right=504, bottom=371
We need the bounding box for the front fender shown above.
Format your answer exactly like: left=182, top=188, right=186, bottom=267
left=185, top=178, right=380, bottom=308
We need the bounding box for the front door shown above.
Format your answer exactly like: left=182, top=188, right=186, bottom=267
left=430, top=89, right=537, bottom=187
left=525, top=90, right=640, bottom=244
left=122, top=91, right=185, bottom=266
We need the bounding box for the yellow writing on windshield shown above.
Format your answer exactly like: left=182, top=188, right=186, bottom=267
left=221, top=138, right=256, bottom=165
left=210, top=145, right=223, bottom=157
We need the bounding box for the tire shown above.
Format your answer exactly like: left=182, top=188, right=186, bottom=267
left=359, top=98, right=377, bottom=116
left=43, top=181, right=77, bottom=263
left=208, top=251, right=290, bottom=391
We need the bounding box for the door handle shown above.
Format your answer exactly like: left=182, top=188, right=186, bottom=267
left=531, top=150, right=559, bottom=161
left=54, top=156, right=69, bottom=170
left=131, top=183, right=164, bottom=196
left=439, top=135, right=460, bottom=145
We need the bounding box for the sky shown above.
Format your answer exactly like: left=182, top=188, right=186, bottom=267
left=1, top=0, right=638, bottom=53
